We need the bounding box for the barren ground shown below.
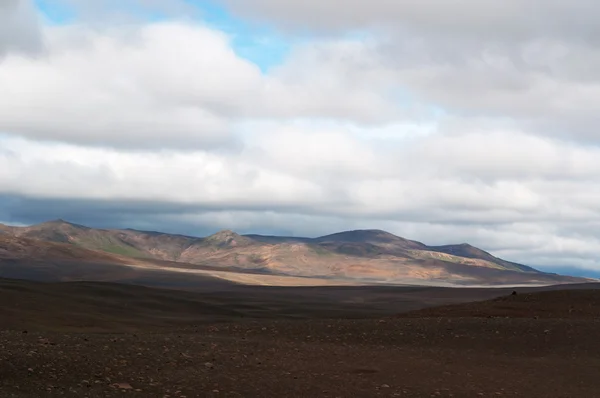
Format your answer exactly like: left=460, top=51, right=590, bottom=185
left=1, top=280, right=600, bottom=397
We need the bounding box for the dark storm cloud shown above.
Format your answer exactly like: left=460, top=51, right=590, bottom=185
left=0, top=194, right=343, bottom=237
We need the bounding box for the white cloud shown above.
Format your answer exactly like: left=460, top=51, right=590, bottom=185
left=0, top=0, right=43, bottom=56
left=3, top=1, right=600, bottom=273
left=0, top=23, right=260, bottom=148
left=4, top=122, right=600, bottom=269
left=223, top=0, right=600, bottom=143
left=254, top=39, right=406, bottom=123
left=407, top=128, right=600, bottom=181
left=0, top=135, right=326, bottom=207
left=0, top=22, right=412, bottom=149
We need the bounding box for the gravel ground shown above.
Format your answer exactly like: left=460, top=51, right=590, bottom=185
left=2, top=316, right=600, bottom=398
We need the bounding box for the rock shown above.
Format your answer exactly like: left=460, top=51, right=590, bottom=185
left=112, top=383, right=133, bottom=390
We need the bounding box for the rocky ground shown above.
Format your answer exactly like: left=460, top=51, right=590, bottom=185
left=2, top=286, right=600, bottom=397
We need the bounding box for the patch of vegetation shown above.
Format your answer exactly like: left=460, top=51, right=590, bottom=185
left=97, top=244, right=146, bottom=258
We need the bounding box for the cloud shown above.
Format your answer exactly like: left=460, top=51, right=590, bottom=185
left=222, top=0, right=600, bottom=143
left=221, top=0, right=600, bottom=41
left=0, top=135, right=326, bottom=208
left=4, top=121, right=600, bottom=270
left=254, top=39, right=407, bottom=123
left=0, top=22, right=412, bottom=149
left=0, top=23, right=260, bottom=149
left=3, top=1, right=600, bottom=275
left=0, top=0, right=43, bottom=56
left=407, top=127, right=600, bottom=181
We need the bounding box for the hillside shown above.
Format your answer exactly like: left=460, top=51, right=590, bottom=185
left=0, top=220, right=590, bottom=285
left=0, top=234, right=192, bottom=286
left=0, top=234, right=137, bottom=263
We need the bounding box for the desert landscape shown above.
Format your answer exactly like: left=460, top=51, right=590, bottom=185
left=1, top=221, right=600, bottom=397
left=1, top=278, right=600, bottom=397
left=3, top=1, right=600, bottom=396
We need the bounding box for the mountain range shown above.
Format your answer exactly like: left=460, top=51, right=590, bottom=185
left=0, top=219, right=590, bottom=286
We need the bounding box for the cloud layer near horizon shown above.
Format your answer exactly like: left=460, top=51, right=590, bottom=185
left=2, top=0, right=600, bottom=272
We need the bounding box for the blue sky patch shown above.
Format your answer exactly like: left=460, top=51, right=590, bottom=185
left=33, top=0, right=292, bottom=73
left=191, top=0, right=292, bottom=72
left=34, top=0, right=75, bottom=24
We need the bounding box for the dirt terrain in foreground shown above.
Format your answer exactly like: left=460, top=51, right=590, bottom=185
left=2, top=283, right=600, bottom=397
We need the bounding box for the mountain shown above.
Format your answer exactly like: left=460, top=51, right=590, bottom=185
left=0, top=234, right=130, bottom=263
left=0, top=234, right=149, bottom=283
left=0, top=234, right=282, bottom=289
left=317, top=229, right=426, bottom=247
left=429, top=243, right=538, bottom=273
left=8, top=220, right=200, bottom=260
left=314, top=229, right=426, bottom=257
left=0, top=220, right=591, bottom=286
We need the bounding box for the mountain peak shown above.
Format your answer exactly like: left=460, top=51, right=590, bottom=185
left=37, top=219, right=84, bottom=228
left=205, top=230, right=253, bottom=247
left=209, top=229, right=240, bottom=238
left=316, top=229, right=426, bottom=249
left=317, top=229, right=398, bottom=242
left=40, top=219, right=66, bottom=225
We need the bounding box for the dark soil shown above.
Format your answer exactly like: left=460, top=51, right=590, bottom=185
left=2, top=280, right=600, bottom=397
left=400, top=289, right=600, bottom=319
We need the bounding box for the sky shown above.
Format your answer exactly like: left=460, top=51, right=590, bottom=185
left=2, top=0, right=600, bottom=276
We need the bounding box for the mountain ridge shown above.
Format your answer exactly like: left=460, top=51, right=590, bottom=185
left=0, top=220, right=589, bottom=285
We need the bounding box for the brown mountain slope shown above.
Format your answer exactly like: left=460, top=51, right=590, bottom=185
left=0, top=220, right=591, bottom=285
left=317, top=229, right=427, bottom=249
left=0, top=234, right=135, bottom=263
left=429, top=243, right=538, bottom=273
left=9, top=220, right=201, bottom=260
left=0, top=235, right=151, bottom=284
left=0, top=235, right=285, bottom=289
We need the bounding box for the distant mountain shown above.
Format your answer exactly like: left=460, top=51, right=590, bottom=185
left=7, top=220, right=200, bottom=260
left=0, top=234, right=130, bottom=263
left=429, top=243, right=538, bottom=273
left=0, top=234, right=245, bottom=289
left=0, top=234, right=148, bottom=282
left=0, top=220, right=591, bottom=286
left=317, top=229, right=426, bottom=247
